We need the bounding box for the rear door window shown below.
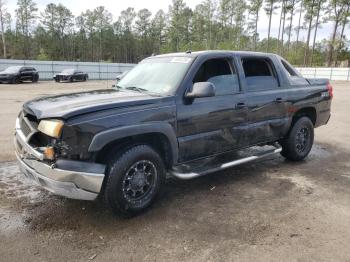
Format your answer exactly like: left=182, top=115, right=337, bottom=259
left=193, top=58, right=240, bottom=95
left=22, top=67, right=33, bottom=72
left=241, top=58, right=279, bottom=91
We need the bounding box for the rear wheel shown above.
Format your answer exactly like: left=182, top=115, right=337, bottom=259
left=32, top=74, right=39, bottom=82
left=104, top=145, right=166, bottom=217
left=280, top=117, right=314, bottom=161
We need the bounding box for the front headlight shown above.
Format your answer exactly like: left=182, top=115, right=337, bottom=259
left=38, top=119, right=64, bottom=138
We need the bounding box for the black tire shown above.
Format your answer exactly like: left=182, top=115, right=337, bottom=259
left=104, top=145, right=166, bottom=217
left=32, top=74, right=39, bottom=82
left=12, top=76, right=20, bottom=84
left=83, top=76, right=87, bottom=81
left=280, top=117, right=314, bottom=161
left=69, top=77, right=73, bottom=82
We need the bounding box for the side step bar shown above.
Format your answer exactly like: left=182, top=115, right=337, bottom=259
left=170, top=147, right=282, bottom=180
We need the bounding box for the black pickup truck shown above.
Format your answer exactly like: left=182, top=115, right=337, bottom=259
left=15, top=51, right=332, bottom=216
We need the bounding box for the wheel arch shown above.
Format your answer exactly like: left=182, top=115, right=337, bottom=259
left=89, top=123, right=178, bottom=168
left=292, top=107, right=317, bottom=126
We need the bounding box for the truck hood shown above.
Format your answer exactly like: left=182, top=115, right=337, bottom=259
left=23, top=89, right=162, bottom=119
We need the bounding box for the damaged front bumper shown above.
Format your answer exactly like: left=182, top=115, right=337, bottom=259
left=14, top=118, right=106, bottom=201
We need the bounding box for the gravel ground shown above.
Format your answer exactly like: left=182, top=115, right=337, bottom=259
left=0, top=81, right=349, bottom=261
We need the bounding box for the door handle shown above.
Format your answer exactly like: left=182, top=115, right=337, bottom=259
left=275, top=98, right=284, bottom=103
left=236, top=102, right=246, bottom=109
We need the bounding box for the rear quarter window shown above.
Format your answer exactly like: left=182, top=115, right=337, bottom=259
left=280, top=59, right=309, bottom=86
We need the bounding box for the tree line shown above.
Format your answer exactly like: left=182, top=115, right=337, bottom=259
left=0, top=0, right=349, bottom=66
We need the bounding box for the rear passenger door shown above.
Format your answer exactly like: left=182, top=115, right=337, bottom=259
left=78, top=71, right=85, bottom=80
left=74, top=71, right=81, bottom=80
left=239, top=56, right=289, bottom=145
left=20, top=68, right=32, bottom=80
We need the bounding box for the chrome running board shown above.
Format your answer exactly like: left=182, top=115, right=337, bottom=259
left=170, top=146, right=282, bottom=180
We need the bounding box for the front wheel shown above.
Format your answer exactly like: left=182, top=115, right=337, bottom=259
left=12, top=76, right=20, bottom=84
left=104, top=145, right=166, bottom=217
left=280, top=117, right=314, bottom=161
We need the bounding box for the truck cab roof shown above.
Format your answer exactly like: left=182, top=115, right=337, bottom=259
left=151, top=50, right=278, bottom=59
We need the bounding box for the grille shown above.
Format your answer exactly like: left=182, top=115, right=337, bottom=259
left=20, top=116, right=31, bottom=136
left=19, top=112, right=38, bottom=138
left=26, top=115, right=39, bottom=129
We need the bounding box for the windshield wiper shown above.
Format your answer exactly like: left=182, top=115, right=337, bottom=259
left=119, top=85, right=164, bottom=97
left=124, top=86, right=148, bottom=93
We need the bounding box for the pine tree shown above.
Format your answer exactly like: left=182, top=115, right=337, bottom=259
left=310, top=0, right=326, bottom=65
left=327, top=0, right=348, bottom=66
left=150, top=10, right=167, bottom=54
left=248, top=0, right=264, bottom=51
left=265, top=0, right=277, bottom=52
left=15, top=0, right=38, bottom=58
left=303, top=0, right=316, bottom=66
left=0, top=0, right=10, bottom=58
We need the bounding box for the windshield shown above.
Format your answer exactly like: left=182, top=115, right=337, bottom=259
left=61, top=69, right=75, bottom=74
left=117, top=56, right=193, bottom=95
left=3, top=66, right=22, bottom=73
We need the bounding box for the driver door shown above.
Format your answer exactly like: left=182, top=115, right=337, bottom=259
left=176, top=57, right=248, bottom=163
left=20, top=68, right=31, bottom=81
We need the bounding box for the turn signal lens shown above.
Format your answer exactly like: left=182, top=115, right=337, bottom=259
left=44, top=146, right=55, bottom=160
left=38, top=120, right=64, bottom=138
left=327, top=82, right=334, bottom=98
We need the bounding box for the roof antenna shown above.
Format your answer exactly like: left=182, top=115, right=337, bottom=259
left=185, top=50, right=192, bottom=54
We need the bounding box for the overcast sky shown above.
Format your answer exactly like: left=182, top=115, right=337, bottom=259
left=7, top=0, right=344, bottom=42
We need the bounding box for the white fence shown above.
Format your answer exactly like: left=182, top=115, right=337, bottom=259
left=0, top=59, right=349, bottom=81
left=296, top=67, right=350, bottom=81
left=0, top=59, right=135, bottom=80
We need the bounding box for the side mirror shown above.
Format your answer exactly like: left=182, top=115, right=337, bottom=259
left=185, top=82, right=215, bottom=99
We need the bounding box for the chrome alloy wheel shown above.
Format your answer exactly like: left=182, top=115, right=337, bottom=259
left=295, top=127, right=310, bottom=153
left=122, top=160, right=157, bottom=202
